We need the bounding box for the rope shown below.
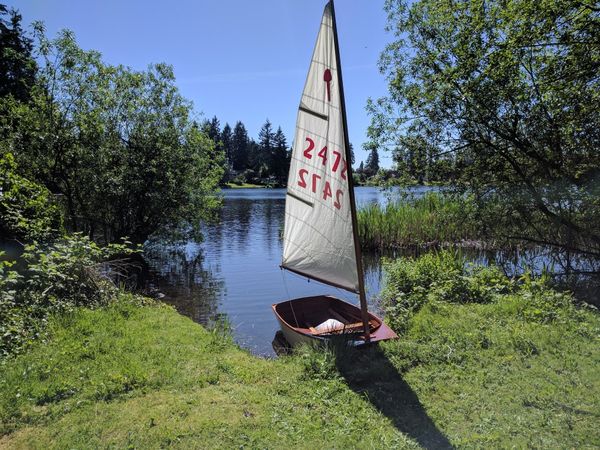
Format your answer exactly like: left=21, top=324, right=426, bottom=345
left=280, top=268, right=299, bottom=328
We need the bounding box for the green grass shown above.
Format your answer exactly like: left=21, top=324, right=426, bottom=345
left=357, top=192, right=479, bottom=250
left=1, top=286, right=599, bottom=448
left=223, top=182, right=266, bottom=189
left=0, top=298, right=415, bottom=449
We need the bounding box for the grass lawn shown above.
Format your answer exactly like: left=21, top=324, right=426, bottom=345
left=223, top=182, right=267, bottom=189
left=1, top=294, right=599, bottom=448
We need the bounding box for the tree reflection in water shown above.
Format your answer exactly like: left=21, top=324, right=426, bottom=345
left=143, top=239, right=225, bottom=327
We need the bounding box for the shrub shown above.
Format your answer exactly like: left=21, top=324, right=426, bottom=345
left=0, top=153, right=62, bottom=241
left=0, top=235, right=136, bottom=357
left=381, top=250, right=514, bottom=332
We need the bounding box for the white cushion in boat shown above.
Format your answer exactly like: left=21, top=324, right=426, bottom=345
left=314, top=318, right=344, bottom=333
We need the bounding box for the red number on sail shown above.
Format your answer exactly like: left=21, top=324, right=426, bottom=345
left=298, top=169, right=308, bottom=188
left=303, top=137, right=314, bottom=159
left=334, top=189, right=343, bottom=210
left=340, top=158, right=348, bottom=180
left=332, top=150, right=341, bottom=172
left=311, top=174, right=321, bottom=193
left=318, top=146, right=327, bottom=165
left=322, top=181, right=332, bottom=200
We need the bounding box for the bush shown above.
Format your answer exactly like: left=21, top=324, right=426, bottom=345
left=381, top=250, right=514, bottom=332
left=0, top=235, right=136, bottom=357
left=0, top=153, right=62, bottom=241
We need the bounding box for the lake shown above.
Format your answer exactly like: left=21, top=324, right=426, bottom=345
left=144, top=186, right=435, bottom=357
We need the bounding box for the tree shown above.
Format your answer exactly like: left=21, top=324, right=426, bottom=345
left=0, top=4, right=36, bottom=102
left=221, top=123, right=233, bottom=169
left=257, top=119, right=274, bottom=174
left=231, top=121, right=249, bottom=171
left=3, top=29, right=224, bottom=244
left=368, top=0, right=600, bottom=257
left=202, top=115, right=221, bottom=143
left=364, top=146, right=380, bottom=177
left=271, top=126, right=289, bottom=181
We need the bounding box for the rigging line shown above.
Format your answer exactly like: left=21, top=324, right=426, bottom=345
left=280, top=268, right=299, bottom=328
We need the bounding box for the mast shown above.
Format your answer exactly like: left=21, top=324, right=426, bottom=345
left=330, top=0, right=371, bottom=342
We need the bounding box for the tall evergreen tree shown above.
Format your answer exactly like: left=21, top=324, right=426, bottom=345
left=364, top=146, right=380, bottom=177
left=0, top=4, right=36, bottom=102
left=247, top=139, right=261, bottom=175
left=221, top=123, right=232, bottom=168
left=272, top=126, right=289, bottom=181
left=257, top=119, right=274, bottom=174
left=202, top=115, right=221, bottom=143
left=231, top=121, right=249, bottom=171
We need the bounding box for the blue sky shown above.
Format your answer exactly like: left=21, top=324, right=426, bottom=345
left=12, top=0, right=393, bottom=167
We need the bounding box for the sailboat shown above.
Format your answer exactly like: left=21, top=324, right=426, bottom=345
left=272, top=0, right=398, bottom=347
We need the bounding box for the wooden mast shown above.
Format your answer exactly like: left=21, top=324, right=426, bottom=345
left=330, top=0, right=371, bottom=342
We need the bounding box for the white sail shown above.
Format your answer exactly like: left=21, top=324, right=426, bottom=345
left=282, top=2, right=359, bottom=293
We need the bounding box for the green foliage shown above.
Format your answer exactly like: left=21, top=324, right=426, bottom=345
left=4, top=29, right=224, bottom=243
left=0, top=4, right=36, bottom=102
left=0, top=304, right=416, bottom=449
left=0, top=153, right=62, bottom=241
left=0, top=234, right=137, bottom=357
left=381, top=250, right=514, bottom=331
left=380, top=249, right=590, bottom=335
left=363, top=145, right=380, bottom=177
left=357, top=191, right=478, bottom=250
left=369, top=0, right=600, bottom=257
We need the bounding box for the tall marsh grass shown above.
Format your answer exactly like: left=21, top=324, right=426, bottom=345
left=357, top=191, right=479, bottom=250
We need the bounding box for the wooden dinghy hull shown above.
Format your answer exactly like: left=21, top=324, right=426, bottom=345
left=272, top=295, right=398, bottom=348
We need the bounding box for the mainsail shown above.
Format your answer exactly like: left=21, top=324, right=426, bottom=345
left=281, top=2, right=359, bottom=293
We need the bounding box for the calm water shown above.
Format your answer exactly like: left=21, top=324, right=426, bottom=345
left=143, top=186, right=600, bottom=356
left=144, top=186, right=434, bottom=356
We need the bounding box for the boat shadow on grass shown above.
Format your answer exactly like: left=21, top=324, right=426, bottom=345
left=334, top=344, right=453, bottom=450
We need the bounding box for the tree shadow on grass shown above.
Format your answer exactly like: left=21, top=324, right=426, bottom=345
left=335, top=344, right=453, bottom=449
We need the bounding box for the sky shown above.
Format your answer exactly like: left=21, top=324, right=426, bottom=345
left=11, top=0, right=394, bottom=167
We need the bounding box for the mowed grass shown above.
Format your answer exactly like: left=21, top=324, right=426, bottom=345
left=223, top=182, right=266, bottom=189
left=1, top=292, right=599, bottom=448
left=0, top=300, right=415, bottom=449
left=357, top=192, right=479, bottom=250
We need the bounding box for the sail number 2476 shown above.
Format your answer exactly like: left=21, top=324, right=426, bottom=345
left=297, top=136, right=348, bottom=210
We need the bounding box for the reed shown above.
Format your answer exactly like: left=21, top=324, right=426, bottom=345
left=357, top=191, right=479, bottom=250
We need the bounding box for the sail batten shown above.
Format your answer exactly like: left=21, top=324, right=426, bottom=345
left=281, top=2, right=360, bottom=294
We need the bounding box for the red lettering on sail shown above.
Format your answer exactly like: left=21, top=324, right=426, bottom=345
left=298, top=169, right=308, bottom=188
left=332, top=150, right=341, bottom=172
left=303, top=137, right=314, bottom=159
left=322, top=181, right=332, bottom=200
left=340, top=158, right=348, bottom=180
left=311, top=174, right=321, bottom=193
left=334, top=189, right=343, bottom=209
left=318, top=146, right=327, bottom=165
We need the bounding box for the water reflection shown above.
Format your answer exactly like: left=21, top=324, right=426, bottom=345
left=143, top=240, right=224, bottom=326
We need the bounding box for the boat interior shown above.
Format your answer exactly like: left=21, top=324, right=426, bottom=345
left=274, top=295, right=380, bottom=335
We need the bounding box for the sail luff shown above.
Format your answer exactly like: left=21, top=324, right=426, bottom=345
left=329, top=0, right=371, bottom=342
